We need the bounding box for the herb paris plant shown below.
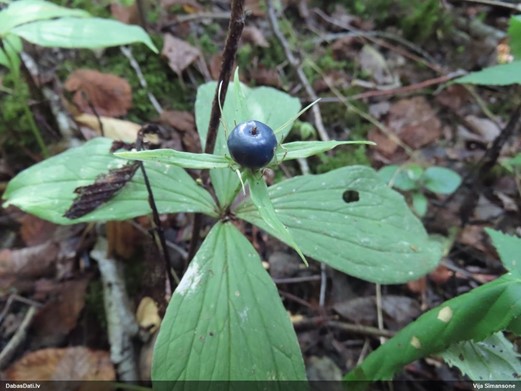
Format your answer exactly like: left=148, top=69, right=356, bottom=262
left=3, top=76, right=442, bottom=381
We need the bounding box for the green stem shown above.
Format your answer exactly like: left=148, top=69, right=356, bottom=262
left=21, top=92, right=49, bottom=158
left=2, top=40, right=48, bottom=158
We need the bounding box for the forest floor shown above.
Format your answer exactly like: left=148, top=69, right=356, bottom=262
left=0, top=0, right=520, bottom=387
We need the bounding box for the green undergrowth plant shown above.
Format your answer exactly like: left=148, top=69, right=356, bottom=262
left=0, top=0, right=157, bottom=156
left=378, top=163, right=462, bottom=216
left=345, top=228, right=521, bottom=386
left=3, top=68, right=443, bottom=384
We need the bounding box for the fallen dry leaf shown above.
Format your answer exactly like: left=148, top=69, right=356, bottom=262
left=4, top=347, right=115, bottom=381
left=242, top=26, right=269, bottom=48
left=159, top=110, right=195, bottom=133
left=458, top=224, right=488, bottom=253
left=386, top=96, right=443, bottom=150
left=244, top=0, right=265, bottom=17
left=0, top=242, right=59, bottom=278
left=161, top=0, right=203, bottom=13
left=136, top=296, right=161, bottom=333
left=75, top=113, right=141, bottom=142
left=162, top=34, right=201, bottom=76
left=209, top=53, right=222, bottom=80
left=159, top=110, right=201, bottom=152
left=358, top=44, right=395, bottom=85
left=31, top=278, right=90, bottom=346
left=251, top=65, right=281, bottom=88
left=18, top=214, right=57, bottom=247
left=106, top=221, right=140, bottom=259
left=110, top=2, right=140, bottom=24
left=65, top=69, right=132, bottom=117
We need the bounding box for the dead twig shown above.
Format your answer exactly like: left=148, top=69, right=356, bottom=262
left=120, top=46, right=163, bottom=115
left=312, top=8, right=443, bottom=74
left=0, top=306, right=38, bottom=369
left=91, top=236, right=140, bottom=381
left=266, top=0, right=330, bottom=142
left=452, top=0, right=521, bottom=12
left=458, top=104, right=521, bottom=225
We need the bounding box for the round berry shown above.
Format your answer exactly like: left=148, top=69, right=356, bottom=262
left=227, top=120, right=277, bottom=169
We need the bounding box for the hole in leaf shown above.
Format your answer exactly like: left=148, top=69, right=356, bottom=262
left=342, top=190, right=360, bottom=203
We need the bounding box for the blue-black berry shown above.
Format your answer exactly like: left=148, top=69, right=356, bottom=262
left=227, top=120, right=277, bottom=169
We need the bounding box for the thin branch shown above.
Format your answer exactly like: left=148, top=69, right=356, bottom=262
left=266, top=0, right=330, bottom=142
left=453, top=0, right=521, bottom=11
left=91, top=236, right=140, bottom=381
left=0, top=306, right=38, bottom=369
left=459, top=103, right=521, bottom=225
left=120, top=46, right=163, bottom=114
left=136, top=126, right=176, bottom=292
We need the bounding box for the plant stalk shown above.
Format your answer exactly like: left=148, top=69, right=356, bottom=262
left=187, top=0, right=246, bottom=262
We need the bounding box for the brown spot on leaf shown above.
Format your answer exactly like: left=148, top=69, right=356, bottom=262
left=63, top=162, right=139, bottom=219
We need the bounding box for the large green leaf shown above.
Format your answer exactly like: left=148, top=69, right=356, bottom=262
left=195, top=78, right=301, bottom=208
left=236, top=165, right=442, bottom=284
left=455, top=61, right=521, bottom=86
left=152, top=222, right=306, bottom=384
left=0, top=0, right=89, bottom=36
left=486, top=228, right=521, bottom=275
left=344, top=273, right=521, bottom=383
left=3, top=138, right=217, bottom=223
left=11, top=17, right=158, bottom=53
left=441, top=332, right=521, bottom=381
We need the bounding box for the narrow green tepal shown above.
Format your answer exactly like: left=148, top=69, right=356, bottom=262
left=152, top=222, right=306, bottom=385
left=236, top=165, right=442, bottom=284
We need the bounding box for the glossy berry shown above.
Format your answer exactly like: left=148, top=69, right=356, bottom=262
left=227, top=120, right=277, bottom=169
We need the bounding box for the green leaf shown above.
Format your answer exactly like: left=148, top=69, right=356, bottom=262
left=455, top=61, right=521, bottom=86
left=0, top=34, right=22, bottom=76
left=0, top=0, right=89, bottom=36
left=114, top=149, right=230, bottom=169
left=508, top=15, right=521, bottom=59
left=2, top=138, right=217, bottom=224
left=276, top=140, right=375, bottom=163
left=441, top=332, right=521, bottom=381
left=377, top=165, right=418, bottom=191
left=486, top=228, right=521, bottom=275
left=423, top=166, right=461, bottom=194
left=345, top=273, right=521, bottom=383
left=501, top=153, right=521, bottom=172
left=246, top=171, right=307, bottom=266
left=195, top=78, right=301, bottom=208
left=236, top=166, right=442, bottom=284
left=11, top=17, right=158, bottom=53
left=152, top=222, right=306, bottom=382
left=411, top=192, right=427, bottom=217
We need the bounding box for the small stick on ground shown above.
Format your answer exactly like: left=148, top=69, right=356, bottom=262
left=91, top=236, right=140, bottom=381
left=459, top=104, right=521, bottom=225
left=0, top=306, right=38, bottom=369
